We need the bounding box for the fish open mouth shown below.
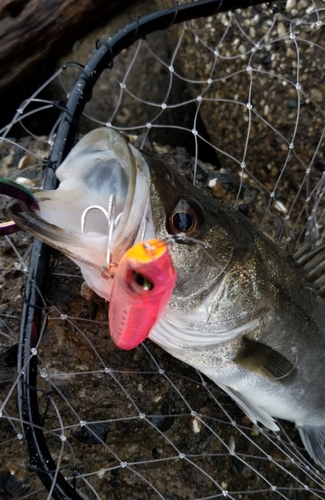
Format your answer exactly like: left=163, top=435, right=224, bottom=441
left=5, top=128, right=154, bottom=300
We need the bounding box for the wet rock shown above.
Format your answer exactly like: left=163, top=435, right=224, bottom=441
left=73, top=422, right=111, bottom=446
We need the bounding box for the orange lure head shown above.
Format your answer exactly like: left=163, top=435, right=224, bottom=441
left=109, top=239, right=177, bottom=350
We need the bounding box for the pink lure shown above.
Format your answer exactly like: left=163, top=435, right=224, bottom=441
left=109, top=238, right=177, bottom=350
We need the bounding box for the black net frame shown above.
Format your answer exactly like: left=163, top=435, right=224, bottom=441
left=16, top=1, right=281, bottom=499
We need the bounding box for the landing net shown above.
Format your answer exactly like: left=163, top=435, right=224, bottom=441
left=0, top=1, right=324, bottom=498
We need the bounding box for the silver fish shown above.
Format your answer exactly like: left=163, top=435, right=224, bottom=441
left=5, top=128, right=325, bottom=469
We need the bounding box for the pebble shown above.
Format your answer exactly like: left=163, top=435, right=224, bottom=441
left=310, top=88, right=323, bottom=103
left=251, top=425, right=260, bottom=436
left=15, top=177, right=34, bottom=188
left=1, top=153, right=13, bottom=170
left=208, top=178, right=226, bottom=198
left=80, top=281, right=96, bottom=301
left=277, top=22, right=287, bottom=38
left=274, top=200, right=288, bottom=215
left=18, top=154, right=32, bottom=170
left=190, top=416, right=201, bottom=434
left=286, top=0, right=297, bottom=11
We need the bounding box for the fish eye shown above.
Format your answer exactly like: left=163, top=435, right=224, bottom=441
left=168, top=199, right=204, bottom=238
left=171, top=211, right=194, bottom=233
left=132, top=271, right=154, bottom=291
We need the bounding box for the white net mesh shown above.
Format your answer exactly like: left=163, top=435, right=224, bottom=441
left=0, top=1, right=325, bottom=498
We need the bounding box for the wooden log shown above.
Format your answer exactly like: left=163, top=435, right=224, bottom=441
left=0, top=0, right=138, bottom=94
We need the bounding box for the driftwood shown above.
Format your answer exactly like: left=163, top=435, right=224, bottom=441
left=0, top=0, right=139, bottom=125
left=0, top=0, right=137, bottom=93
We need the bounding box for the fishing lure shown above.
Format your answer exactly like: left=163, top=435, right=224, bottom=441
left=0, top=177, right=39, bottom=235
left=109, top=238, right=177, bottom=350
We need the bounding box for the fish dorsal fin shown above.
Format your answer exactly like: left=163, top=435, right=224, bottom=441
left=234, top=338, right=295, bottom=381
left=293, top=242, right=325, bottom=297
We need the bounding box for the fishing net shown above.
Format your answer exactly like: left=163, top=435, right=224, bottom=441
left=0, top=0, right=325, bottom=498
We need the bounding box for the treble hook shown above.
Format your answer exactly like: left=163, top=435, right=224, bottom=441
left=81, top=194, right=119, bottom=279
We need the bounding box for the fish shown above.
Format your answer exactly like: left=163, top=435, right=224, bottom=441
left=109, top=238, right=177, bottom=350
left=2, top=127, right=325, bottom=469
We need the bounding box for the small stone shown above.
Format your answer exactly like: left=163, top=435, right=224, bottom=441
left=277, top=21, right=287, bottom=38
left=208, top=178, right=226, bottom=198
left=271, top=166, right=279, bottom=177
left=297, top=0, right=308, bottom=8
left=286, top=0, right=296, bottom=11
left=286, top=47, right=297, bottom=59
left=1, top=153, right=14, bottom=169
left=15, top=177, right=34, bottom=188
left=274, top=200, right=288, bottom=214
left=18, top=154, right=32, bottom=170
left=80, top=281, right=96, bottom=301
left=310, top=88, right=323, bottom=103
left=251, top=425, right=260, bottom=436
left=190, top=416, right=201, bottom=434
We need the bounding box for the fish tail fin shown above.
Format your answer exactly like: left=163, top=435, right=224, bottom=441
left=297, top=425, right=325, bottom=470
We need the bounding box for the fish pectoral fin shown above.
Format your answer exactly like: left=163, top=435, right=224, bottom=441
left=221, top=385, right=279, bottom=432
left=297, top=424, right=325, bottom=469
left=234, top=338, right=294, bottom=381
